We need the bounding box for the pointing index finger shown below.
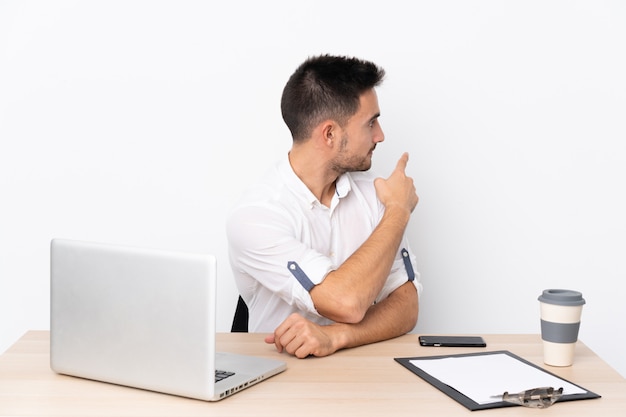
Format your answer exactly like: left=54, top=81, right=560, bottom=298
left=395, top=152, right=409, bottom=173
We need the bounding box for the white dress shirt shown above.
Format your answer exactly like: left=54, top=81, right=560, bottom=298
left=226, top=156, right=422, bottom=332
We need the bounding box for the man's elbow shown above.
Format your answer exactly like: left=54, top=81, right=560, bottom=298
left=316, top=296, right=368, bottom=324
left=404, top=305, right=419, bottom=333
left=396, top=284, right=419, bottom=333
left=337, top=300, right=368, bottom=324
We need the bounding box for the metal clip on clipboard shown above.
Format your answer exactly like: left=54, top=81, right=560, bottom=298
left=498, top=386, right=563, bottom=409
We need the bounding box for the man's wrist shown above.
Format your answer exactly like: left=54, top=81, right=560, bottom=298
left=328, top=323, right=351, bottom=352
left=382, top=204, right=411, bottom=228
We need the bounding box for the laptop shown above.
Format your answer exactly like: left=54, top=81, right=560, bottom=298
left=50, top=238, right=286, bottom=401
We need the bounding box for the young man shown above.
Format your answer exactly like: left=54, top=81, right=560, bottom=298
left=226, top=54, right=422, bottom=358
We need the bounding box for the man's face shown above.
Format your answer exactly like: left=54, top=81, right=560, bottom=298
left=330, top=89, right=385, bottom=174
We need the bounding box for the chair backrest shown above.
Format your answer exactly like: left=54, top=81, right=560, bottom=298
left=230, top=295, right=248, bottom=332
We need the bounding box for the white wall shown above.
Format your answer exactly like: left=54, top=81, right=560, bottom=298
left=1, top=1, right=624, bottom=377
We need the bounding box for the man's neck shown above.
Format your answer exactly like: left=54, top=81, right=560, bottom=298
left=288, top=149, right=338, bottom=208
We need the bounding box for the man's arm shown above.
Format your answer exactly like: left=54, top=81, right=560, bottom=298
left=266, top=280, right=418, bottom=358
left=310, top=153, right=418, bottom=323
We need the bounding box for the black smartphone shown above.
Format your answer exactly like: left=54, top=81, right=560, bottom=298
left=418, top=335, right=486, bottom=347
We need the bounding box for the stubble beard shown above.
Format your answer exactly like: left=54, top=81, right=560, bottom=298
left=330, top=135, right=374, bottom=175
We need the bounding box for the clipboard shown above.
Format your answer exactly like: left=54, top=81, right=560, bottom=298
left=395, top=350, right=601, bottom=411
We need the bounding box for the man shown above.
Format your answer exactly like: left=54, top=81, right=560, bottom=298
left=226, top=54, right=422, bottom=358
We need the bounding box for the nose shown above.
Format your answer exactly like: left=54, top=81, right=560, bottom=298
left=374, top=123, right=385, bottom=144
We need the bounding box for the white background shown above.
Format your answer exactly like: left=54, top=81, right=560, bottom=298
left=1, top=1, right=624, bottom=377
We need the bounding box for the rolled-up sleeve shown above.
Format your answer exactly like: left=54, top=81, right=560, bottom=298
left=227, top=203, right=331, bottom=317
left=376, top=236, right=423, bottom=303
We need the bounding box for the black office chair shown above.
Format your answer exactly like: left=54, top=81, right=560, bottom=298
left=230, top=295, right=249, bottom=332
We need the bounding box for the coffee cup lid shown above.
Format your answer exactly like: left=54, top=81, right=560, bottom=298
left=538, top=289, right=586, bottom=306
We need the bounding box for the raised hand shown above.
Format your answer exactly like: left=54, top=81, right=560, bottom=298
left=374, top=152, right=419, bottom=214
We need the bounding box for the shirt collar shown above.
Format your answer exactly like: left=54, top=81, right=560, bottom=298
left=278, top=155, right=353, bottom=206
left=335, top=172, right=351, bottom=198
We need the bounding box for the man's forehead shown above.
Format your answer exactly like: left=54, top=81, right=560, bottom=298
left=358, top=89, right=380, bottom=117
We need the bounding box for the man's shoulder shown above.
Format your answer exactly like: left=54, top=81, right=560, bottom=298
left=228, top=159, right=299, bottom=218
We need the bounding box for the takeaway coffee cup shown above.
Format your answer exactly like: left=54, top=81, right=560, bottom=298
left=538, top=289, right=585, bottom=366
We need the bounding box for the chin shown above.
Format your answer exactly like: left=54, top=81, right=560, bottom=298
left=363, top=155, right=374, bottom=170
left=356, top=160, right=372, bottom=172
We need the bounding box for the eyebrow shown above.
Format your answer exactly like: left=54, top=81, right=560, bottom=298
left=368, top=112, right=381, bottom=123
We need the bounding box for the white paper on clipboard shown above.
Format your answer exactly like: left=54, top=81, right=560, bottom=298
left=409, top=352, right=586, bottom=405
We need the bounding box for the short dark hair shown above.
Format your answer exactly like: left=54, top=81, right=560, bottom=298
left=281, top=54, right=385, bottom=142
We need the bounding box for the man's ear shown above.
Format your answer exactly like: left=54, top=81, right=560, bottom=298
left=320, top=121, right=336, bottom=147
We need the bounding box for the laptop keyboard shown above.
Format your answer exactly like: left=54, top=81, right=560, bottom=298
left=215, top=369, right=235, bottom=383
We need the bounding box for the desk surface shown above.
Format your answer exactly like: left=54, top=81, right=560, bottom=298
left=1, top=331, right=625, bottom=416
